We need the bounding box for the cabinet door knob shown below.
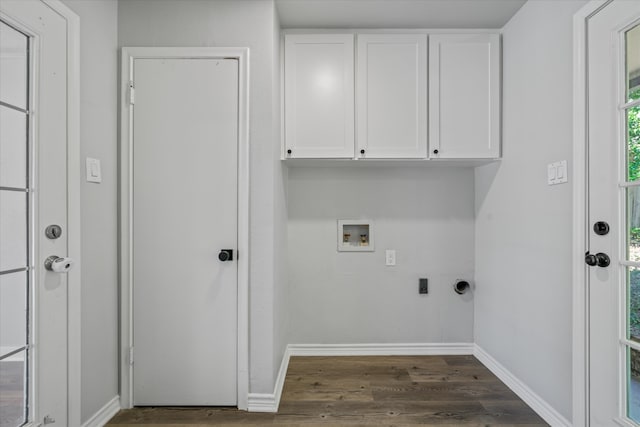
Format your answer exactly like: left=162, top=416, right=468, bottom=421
left=433, top=149, right=439, bottom=155
left=287, top=149, right=292, bottom=155
left=360, top=149, right=365, bottom=154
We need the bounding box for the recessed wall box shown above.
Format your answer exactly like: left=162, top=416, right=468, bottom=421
left=337, top=219, right=374, bottom=252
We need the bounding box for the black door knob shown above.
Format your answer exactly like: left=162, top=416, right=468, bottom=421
left=595, top=252, right=610, bottom=267
left=585, top=252, right=610, bottom=267
left=454, top=280, right=470, bottom=295
left=433, top=149, right=439, bottom=154
left=360, top=149, right=365, bottom=154
left=287, top=149, right=292, bottom=155
left=218, top=249, right=233, bottom=262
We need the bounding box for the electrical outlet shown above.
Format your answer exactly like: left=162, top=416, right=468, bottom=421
left=385, top=249, right=396, bottom=266
left=419, top=278, right=428, bottom=294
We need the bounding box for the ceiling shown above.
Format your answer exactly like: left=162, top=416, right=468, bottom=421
left=275, top=0, right=528, bottom=29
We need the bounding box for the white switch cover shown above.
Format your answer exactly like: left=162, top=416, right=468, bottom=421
left=547, top=164, right=556, bottom=183
left=86, top=157, right=102, bottom=183
left=385, top=249, right=396, bottom=266
left=547, top=160, right=568, bottom=186
left=557, top=160, right=567, bottom=182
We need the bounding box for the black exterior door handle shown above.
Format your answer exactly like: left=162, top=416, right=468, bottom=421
left=585, top=252, right=610, bottom=267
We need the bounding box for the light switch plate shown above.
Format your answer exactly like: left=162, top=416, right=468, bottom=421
left=86, top=157, right=102, bottom=183
left=385, top=249, right=396, bottom=266
left=547, top=160, right=568, bottom=186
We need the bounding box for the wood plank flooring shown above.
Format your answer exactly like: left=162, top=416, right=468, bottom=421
left=107, top=355, right=548, bottom=426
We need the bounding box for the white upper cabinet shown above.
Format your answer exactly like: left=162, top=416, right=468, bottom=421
left=284, top=34, right=355, bottom=158
left=283, top=31, right=501, bottom=161
left=356, top=34, right=427, bottom=159
left=429, top=33, right=501, bottom=159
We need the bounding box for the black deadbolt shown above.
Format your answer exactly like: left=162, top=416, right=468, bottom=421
left=594, top=221, right=610, bottom=236
left=218, top=249, right=233, bottom=262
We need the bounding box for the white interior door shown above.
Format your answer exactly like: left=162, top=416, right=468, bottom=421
left=0, top=1, right=76, bottom=426
left=588, top=0, right=640, bottom=424
left=131, top=57, right=239, bottom=406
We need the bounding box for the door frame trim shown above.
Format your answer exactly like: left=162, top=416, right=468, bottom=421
left=118, top=47, right=250, bottom=410
left=572, top=1, right=613, bottom=426
left=50, top=2, right=82, bottom=423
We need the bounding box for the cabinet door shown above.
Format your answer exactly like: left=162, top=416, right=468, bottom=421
left=357, top=34, right=427, bottom=158
left=284, top=34, right=354, bottom=158
left=429, top=34, right=500, bottom=159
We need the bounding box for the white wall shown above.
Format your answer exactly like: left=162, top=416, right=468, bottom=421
left=288, top=167, right=475, bottom=344
left=118, top=0, right=286, bottom=395
left=61, top=0, right=119, bottom=423
left=474, top=0, right=587, bottom=421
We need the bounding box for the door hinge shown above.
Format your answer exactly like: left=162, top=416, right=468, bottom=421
left=129, top=346, right=134, bottom=366
left=128, top=81, right=135, bottom=105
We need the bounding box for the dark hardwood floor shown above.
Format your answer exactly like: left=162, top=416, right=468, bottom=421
left=108, top=355, right=549, bottom=426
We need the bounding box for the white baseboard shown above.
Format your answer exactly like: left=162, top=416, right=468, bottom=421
left=81, top=395, right=120, bottom=427
left=473, top=345, right=571, bottom=427
left=246, top=392, right=277, bottom=412
left=287, top=342, right=475, bottom=356
left=247, top=346, right=291, bottom=413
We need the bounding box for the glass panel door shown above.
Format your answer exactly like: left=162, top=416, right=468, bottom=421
left=0, top=20, right=31, bottom=427
left=624, top=21, right=640, bottom=425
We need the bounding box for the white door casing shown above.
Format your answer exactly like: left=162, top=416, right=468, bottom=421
left=119, top=47, right=250, bottom=409
left=0, top=0, right=80, bottom=426
left=574, top=0, right=640, bottom=425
